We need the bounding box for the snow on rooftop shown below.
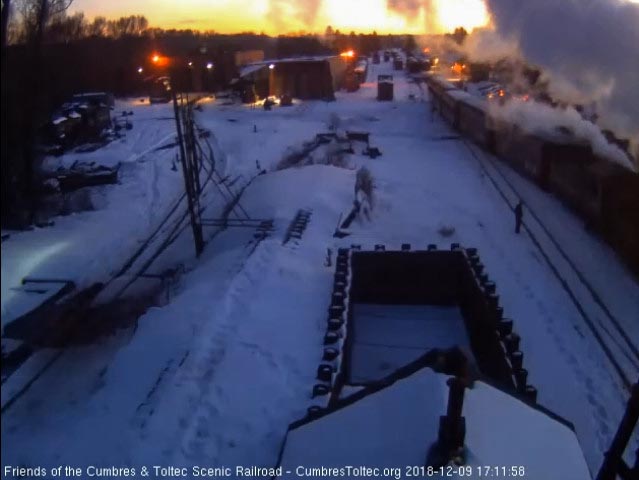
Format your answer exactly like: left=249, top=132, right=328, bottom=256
left=247, top=54, right=337, bottom=68
left=448, top=89, right=486, bottom=111
left=72, top=92, right=109, bottom=98
left=427, top=74, right=459, bottom=91
left=2, top=281, right=72, bottom=328
left=239, top=64, right=267, bottom=77
left=279, top=368, right=591, bottom=480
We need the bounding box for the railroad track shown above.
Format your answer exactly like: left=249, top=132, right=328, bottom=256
left=0, top=109, right=256, bottom=413
left=461, top=139, right=638, bottom=392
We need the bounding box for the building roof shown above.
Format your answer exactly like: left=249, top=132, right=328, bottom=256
left=239, top=64, right=268, bottom=78
left=246, top=55, right=338, bottom=68
left=278, top=367, right=591, bottom=480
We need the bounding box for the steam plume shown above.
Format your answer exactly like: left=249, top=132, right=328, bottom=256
left=477, top=0, right=639, bottom=154
left=267, top=0, right=322, bottom=31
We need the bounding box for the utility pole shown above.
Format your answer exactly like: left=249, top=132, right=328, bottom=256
left=596, top=382, right=639, bottom=480
left=171, top=87, right=204, bottom=256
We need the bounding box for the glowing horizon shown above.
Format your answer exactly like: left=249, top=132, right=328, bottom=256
left=68, top=0, right=490, bottom=35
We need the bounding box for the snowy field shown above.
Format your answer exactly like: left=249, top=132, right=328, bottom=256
left=1, top=100, right=184, bottom=328
left=1, top=59, right=638, bottom=477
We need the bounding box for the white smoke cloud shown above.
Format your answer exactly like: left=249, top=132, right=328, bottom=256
left=267, top=0, right=322, bottom=31
left=387, top=0, right=455, bottom=33
left=480, top=0, right=639, bottom=147
left=489, top=100, right=636, bottom=171
left=462, top=28, right=519, bottom=63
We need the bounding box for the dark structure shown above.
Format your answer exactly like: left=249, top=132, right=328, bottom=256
left=596, top=382, right=639, bottom=480
left=514, top=201, right=524, bottom=234
left=269, top=56, right=346, bottom=100
left=468, top=62, right=491, bottom=82
left=48, top=92, right=113, bottom=147
left=313, top=245, right=536, bottom=408
left=236, top=64, right=270, bottom=100
left=148, top=77, right=172, bottom=103
left=377, top=75, right=394, bottom=101
left=234, top=56, right=347, bottom=101
left=406, top=55, right=431, bottom=73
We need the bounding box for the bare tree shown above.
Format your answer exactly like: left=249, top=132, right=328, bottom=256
left=106, top=15, right=148, bottom=38
left=15, top=0, right=73, bottom=42
left=1, top=0, right=11, bottom=50
left=86, top=15, right=106, bottom=37
left=15, top=0, right=73, bottom=223
left=46, top=11, right=85, bottom=43
left=2, top=0, right=13, bottom=221
left=45, top=12, right=87, bottom=43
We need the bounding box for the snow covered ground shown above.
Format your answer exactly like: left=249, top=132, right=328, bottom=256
left=1, top=100, right=184, bottom=328
left=2, top=59, right=637, bottom=477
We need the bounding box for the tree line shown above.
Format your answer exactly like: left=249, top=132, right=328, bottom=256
left=0, top=0, right=420, bottom=226
left=8, top=9, right=150, bottom=44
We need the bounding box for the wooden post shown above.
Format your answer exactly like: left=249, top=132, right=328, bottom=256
left=438, top=377, right=466, bottom=453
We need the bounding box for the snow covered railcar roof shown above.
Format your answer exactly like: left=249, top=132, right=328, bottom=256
left=425, top=73, right=459, bottom=91
left=448, top=89, right=488, bottom=113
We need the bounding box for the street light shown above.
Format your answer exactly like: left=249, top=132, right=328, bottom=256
left=137, top=67, right=143, bottom=74
left=206, top=62, right=213, bottom=70
left=269, top=63, right=275, bottom=70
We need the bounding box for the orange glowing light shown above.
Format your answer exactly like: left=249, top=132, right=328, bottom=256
left=340, top=50, right=355, bottom=58
left=423, top=47, right=431, bottom=53
left=498, top=89, right=505, bottom=98
left=150, top=53, right=169, bottom=67
left=451, top=62, right=466, bottom=75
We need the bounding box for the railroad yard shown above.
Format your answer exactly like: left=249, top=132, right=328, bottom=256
left=2, top=54, right=638, bottom=476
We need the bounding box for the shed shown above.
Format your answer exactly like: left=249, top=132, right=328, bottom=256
left=244, top=55, right=346, bottom=100
left=377, top=75, right=394, bottom=101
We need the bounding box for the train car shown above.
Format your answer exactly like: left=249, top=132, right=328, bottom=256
left=546, top=142, right=600, bottom=224
left=425, top=75, right=460, bottom=125
left=453, top=91, right=493, bottom=147
left=426, top=72, right=639, bottom=277
left=490, top=123, right=551, bottom=189
left=595, top=162, right=639, bottom=275
left=438, top=88, right=460, bottom=128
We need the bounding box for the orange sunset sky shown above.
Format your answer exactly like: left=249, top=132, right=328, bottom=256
left=68, top=0, right=491, bottom=34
